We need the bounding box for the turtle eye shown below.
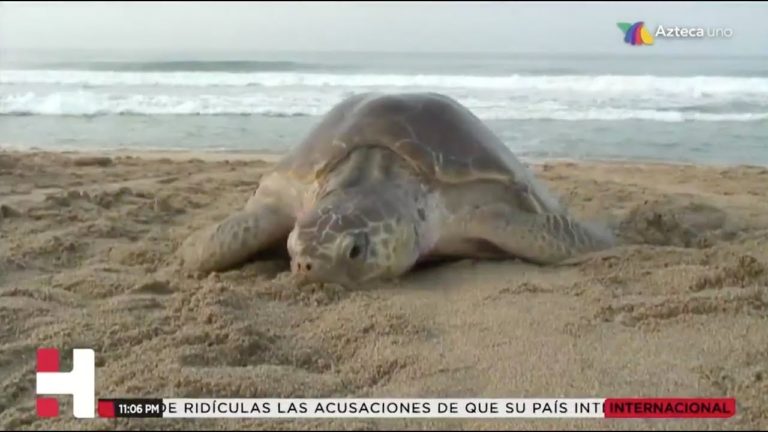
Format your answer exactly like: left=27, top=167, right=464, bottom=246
left=347, top=232, right=368, bottom=260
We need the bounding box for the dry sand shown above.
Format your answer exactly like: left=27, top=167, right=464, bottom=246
left=1, top=149, right=767, bottom=430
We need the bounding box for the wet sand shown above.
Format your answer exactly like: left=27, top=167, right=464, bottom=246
left=1, top=149, right=767, bottom=430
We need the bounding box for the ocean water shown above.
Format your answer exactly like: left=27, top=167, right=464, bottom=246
left=1, top=52, right=767, bottom=165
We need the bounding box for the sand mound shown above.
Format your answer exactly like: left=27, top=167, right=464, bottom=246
left=618, top=197, right=738, bottom=248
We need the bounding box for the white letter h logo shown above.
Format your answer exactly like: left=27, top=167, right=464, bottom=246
left=35, top=348, right=95, bottom=418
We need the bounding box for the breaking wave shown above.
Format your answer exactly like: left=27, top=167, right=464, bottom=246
left=2, top=90, right=766, bottom=122
left=2, top=68, right=767, bottom=122
left=3, top=70, right=768, bottom=97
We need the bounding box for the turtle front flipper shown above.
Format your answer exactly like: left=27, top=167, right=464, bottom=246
left=178, top=203, right=295, bottom=273
left=461, top=204, right=617, bottom=265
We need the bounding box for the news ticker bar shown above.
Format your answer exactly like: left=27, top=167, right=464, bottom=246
left=96, top=398, right=736, bottom=419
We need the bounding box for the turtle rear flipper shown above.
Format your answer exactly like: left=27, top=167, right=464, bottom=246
left=460, top=204, right=616, bottom=265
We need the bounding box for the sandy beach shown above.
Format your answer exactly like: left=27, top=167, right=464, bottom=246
left=1, top=149, right=767, bottom=430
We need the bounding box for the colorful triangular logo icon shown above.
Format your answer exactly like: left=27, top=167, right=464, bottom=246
left=617, top=21, right=654, bottom=46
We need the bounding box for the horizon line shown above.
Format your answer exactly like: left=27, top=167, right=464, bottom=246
left=1, top=48, right=766, bottom=60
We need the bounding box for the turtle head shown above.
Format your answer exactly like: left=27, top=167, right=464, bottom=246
left=287, top=188, right=423, bottom=286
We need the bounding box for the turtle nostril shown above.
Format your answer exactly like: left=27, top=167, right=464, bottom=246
left=294, top=261, right=312, bottom=273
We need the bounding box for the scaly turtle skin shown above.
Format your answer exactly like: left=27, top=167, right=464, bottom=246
left=178, top=92, right=615, bottom=285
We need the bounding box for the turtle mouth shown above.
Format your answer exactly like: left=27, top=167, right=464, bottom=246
left=291, top=263, right=354, bottom=288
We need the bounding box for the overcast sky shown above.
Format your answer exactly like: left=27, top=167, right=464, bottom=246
left=0, top=1, right=765, bottom=58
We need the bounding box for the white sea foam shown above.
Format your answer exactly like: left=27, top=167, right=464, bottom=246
left=2, top=90, right=766, bottom=122
left=2, top=69, right=767, bottom=121
left=0, top=91, right=327, bottom=117
left=3, top=70, right=768, bottom=97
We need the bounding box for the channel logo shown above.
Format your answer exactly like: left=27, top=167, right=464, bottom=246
left=35, top=348, right=95, bottom=418
left=617, top=21, right=654, bottom=46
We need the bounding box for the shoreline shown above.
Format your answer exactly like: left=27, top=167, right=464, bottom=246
left=3, top=145, right=767, bottom=170
left=0, top=145, right=286, bottom=163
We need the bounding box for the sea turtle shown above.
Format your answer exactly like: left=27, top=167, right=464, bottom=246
left=178, top=92, right=615, bottom=285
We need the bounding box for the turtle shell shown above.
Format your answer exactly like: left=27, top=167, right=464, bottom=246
left=277, top=92, right=563, bottom=214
